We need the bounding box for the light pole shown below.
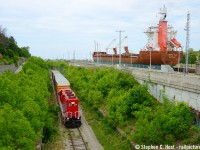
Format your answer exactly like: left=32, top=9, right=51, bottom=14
left=73, top=50, right=75, bottom=62
left=97, top=42, right=99, bottom=65
left=94, top=41, right=99, bottom=65
left=149, top=48, right=152, bottom=71
left=178, top=48, right=181, bottom=72
left=150, top=50, right=151, bottom=70
left=185, top=12, right=190, bottom=74
left=116, top=30, right=125, bottom=68
left=112, top=54, right=113, bottom=65
left=99, top=43, right=101, bottom=64
left=131, top=54, right=132, bottom=67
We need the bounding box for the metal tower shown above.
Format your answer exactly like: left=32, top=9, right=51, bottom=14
left=185, top=12, right=190, bottom=73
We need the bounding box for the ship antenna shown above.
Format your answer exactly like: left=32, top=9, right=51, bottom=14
left=159, top=5, right=167, bottom=21
left=184, top=11, right=190, bottom=74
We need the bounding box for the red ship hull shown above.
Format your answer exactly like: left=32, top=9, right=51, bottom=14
left=92, top=50, right=183, bottom=65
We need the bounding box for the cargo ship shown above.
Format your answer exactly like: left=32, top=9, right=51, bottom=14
left=92, top=6, right=183, bottom=66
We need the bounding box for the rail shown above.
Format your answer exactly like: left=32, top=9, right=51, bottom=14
left=67, top=127, right=88, bottom=150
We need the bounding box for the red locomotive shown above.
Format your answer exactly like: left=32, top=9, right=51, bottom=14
left=52, top=70, right=81, bottom=127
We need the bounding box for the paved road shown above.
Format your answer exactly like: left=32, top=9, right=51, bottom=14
left=0, top=64, right=17, bottom=74
left=15, top=63, right=24, bottom=73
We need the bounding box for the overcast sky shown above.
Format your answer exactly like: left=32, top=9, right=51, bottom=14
left=0, top=0, right=199, bottom=59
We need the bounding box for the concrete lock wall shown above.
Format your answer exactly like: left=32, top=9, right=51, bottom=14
left=130, top=68, right=200, bottom=111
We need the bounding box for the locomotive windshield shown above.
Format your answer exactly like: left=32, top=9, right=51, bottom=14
left=68, top=102, right=78, bottom=107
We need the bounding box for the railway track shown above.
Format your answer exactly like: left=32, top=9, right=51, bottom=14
left=67, top=127, right=88, bottom=150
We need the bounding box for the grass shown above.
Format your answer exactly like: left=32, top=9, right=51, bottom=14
left=81, top=103, right=132, bottom=150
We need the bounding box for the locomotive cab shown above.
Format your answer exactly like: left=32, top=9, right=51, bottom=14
left=58, top=88, right=81, bottom=127
left=65, top=98, right=82, bottom=127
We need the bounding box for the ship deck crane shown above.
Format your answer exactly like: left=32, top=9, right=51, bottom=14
left=105, top=38, right=117, bottom=54
left=105, top=36, right=129, bottom=55
left=116, top=36, right=129, bottom=54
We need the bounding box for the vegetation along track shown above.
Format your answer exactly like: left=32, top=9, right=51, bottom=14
left=67, top=127, right=88, bottom=150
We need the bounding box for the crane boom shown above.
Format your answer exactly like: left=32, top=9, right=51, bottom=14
left=106, top=39, right=116, bottom=51
left=105, top=36, right=129, bottom=54
left=116, top=36, right=129, bottom=53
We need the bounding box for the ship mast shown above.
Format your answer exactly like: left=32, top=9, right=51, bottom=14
left=159, top=5, right=167, bottom=21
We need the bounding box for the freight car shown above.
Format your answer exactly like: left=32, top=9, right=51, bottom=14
left=52, top=70, right=81, bottom=127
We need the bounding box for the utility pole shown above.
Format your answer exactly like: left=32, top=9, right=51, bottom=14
left=90, top=51, right=91, bottom=61
left=116, top=30, right=125, bottom=68
left=97, top=42, right=99, bottom=65
left=98, top=43, right=101, bottom=64
left=94, top=41, right=100, bottom=65
left=150, top=49, right=152, bottom=71
left=178, top=48, right=181, bottom=72
left=68, top=51, right=70, bottom=60
left=185, top=12, right=190, bottom=74
left=94, top=41, right=96, bottom=52
left=94, top=41, right=97, bottom=64
left=73, top=50, right=75, bottom=61
left=96, top=42, right=101, bottom=65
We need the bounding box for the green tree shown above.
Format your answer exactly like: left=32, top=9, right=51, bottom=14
left=0, top=105, right=36, bottom=149
left=0, top=25, right=31, bottom=64
left=0, top=57, right=56, bottom=149
left=181, top=48, right=200, bottom=64
left=19, top=46, right=31, bottom=57
left=132, top=99, right=192, bottom=144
